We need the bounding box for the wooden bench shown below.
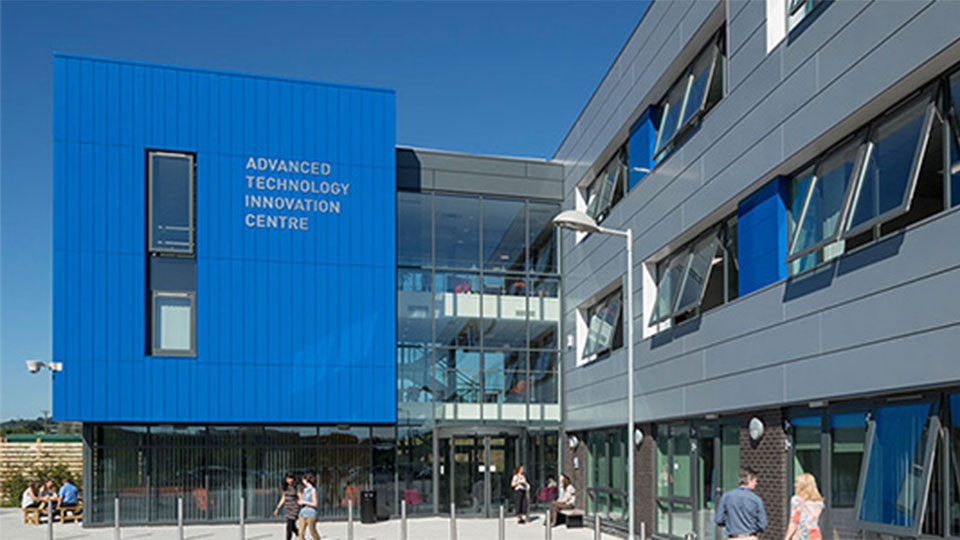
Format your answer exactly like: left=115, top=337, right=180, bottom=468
left=61, top=500, right=83, bottom=524
left=22, top=502, right=45, bottom=525
left=558, top=508, right=585, bottom=528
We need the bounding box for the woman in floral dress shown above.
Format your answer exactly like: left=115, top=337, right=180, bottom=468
left=784, top=473, right=824, bottom=540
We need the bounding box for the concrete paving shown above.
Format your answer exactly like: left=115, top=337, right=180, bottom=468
left=0, top=509, right=624, bottom=540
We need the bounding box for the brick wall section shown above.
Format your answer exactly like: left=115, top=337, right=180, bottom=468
left=0, top=438, right=83, bottom=503
left=740, top=409, right=788, bottom=540
left=636, top=422, right=656, bottom=535
left=562, top=430, right=587, bottom=510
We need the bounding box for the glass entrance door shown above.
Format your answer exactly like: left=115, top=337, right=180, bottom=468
left=657, top=425, right=695, bottom=538
left=438, top=431, right=523, bottom=517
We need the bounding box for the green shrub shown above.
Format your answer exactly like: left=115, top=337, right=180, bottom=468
left=2, top=457, right=80, bottom=508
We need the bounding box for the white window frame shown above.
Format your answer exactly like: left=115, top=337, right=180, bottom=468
left=151, top=290, right=197, bottom=357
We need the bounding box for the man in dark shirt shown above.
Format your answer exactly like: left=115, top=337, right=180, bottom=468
left=715, top=467, right=767, bottom=539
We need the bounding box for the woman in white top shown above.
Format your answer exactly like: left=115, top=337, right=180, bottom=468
left=510, top=465, right=530, bottom=523
left=21, top=482, right=41, bottom=509
left=549, top=474, right=576, bottom=527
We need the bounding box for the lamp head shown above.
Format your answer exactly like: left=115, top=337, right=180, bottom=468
left=25, top=360, right=41, bottom=373
left=552, top=210, right=600, bottom=234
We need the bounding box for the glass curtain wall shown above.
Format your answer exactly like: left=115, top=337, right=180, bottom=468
left=396, top=192, right=561, bottom=424
left=86, top=425, right=395, bottom=525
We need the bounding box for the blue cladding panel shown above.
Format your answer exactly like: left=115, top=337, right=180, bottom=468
left=53, top=55, right=397, bottom=424
left=737, top=177, right=788, bottom=296
left=628, top=106, right=658, bottom=190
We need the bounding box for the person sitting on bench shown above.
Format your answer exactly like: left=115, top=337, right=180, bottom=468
left=549, top=474, right=576, bottom=527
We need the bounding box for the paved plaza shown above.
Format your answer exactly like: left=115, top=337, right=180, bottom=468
left=0, top=509, right=623, bottom=540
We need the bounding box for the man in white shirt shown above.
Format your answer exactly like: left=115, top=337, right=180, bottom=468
left=549, top=474, right=576, bottom=527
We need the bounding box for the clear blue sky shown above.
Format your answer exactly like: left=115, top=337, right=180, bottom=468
left=0, top=0, right=649, bottom=421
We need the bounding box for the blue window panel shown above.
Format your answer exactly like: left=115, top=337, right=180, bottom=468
left=628, top=106, right=658, bottom=190
left=737, top=177, right=788, bottom=296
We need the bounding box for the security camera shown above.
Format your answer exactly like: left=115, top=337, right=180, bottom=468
left=25, top=360, right=41, bottom=373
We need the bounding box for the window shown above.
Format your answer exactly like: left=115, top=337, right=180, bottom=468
left=397, top=191, right=433, bottom=267
left=152, top=291, right=195, bottom=355
left=787, top=71, right=960, bottom=271
left=649, top=216, right=738, bottom=327
left=854, top=400, right=940, bottom=537
left=587, top=429, right=628, bottom=524
left=581, top=289, right=623, bottom=360
left=831, top=412, right=866, bottom=508
left=792, top=415, right=822, bottom=486
left=149, top=151, right=195, bottom=254
left=949, top=71, right=960, bottom=208
left=584, top=148, right=628, bottom=224
left=654, top=32, right=726, bottom=161
left=788, top=0, right=824, bottom=31
left=148, top=150, right=197, bottom=356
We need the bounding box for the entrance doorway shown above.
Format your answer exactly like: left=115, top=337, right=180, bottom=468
left=436, top=427, right=526, bottom=517
left=657, top=423, right=740, bottom=539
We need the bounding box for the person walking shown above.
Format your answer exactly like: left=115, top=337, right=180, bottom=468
left=297, top=473, right=320, bottom=540
left=716, top=467, right=768, bottom=539
left=784, top=473, right=824, bottom=540
left=273, top=473, right=300, bottom=540
left=511, top=465, right=530, bottom=523
left=548, top=474, right=576, bottom=527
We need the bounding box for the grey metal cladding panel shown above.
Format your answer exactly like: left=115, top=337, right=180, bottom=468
left=682, top=129, right=783, bottom=230
left=565, top=372, right=627, bottom=411
left=781, top=0, right=872, bottom=77
left=636, top=350, right=704, bottom=395
left=816, top=0, right=932, bottom=91
left=566, top=399, right=630, bottom=431
left=635, top=387, right=686, bottom=423
left=703, top=314, right=820, bottom=379
left=683, top=364, right=786, bottom=416
left=728, top=0, right=764, bottom=58
left=728, top=0, right=755, bottom=31
left=397, top=166, right=434, bottom=191
left=783, top=210, right=960, bottom=321
left=525, top=162, right=564, bottom=181
left=676, top=280, right=788, bottom=355
left=784, top=323, right=960, bottom=404
left=565, top=352, right=628, bottom=392
left=819, top=267, right=960, bottom=354
left=639, top=328, right=688, bottom=371
left=728, top=17, right=768, bottom=92
left=431, top=170, right=562, bottom=200
left=632, top=203, right=684, bottom=263
left=413, top=151, right=529, bottom=177
left=784, top=1, right=960, bottom=153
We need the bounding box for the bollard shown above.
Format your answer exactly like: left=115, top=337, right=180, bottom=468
left=401, top=499, right=408, bottom=540
left=177, top=497, right=184, bottom=540
left=114, top=497, right=121, bottom=540
left=594, top=513, right=600, bottom=540
left=498, top=504, right=505, bottom=540
left=450, top=502, right=457, bottom=540
left=348, top=499, right=354, bottom=540
left=239, top=495, right=245, bottom=540
left=640, top=521, right=646, bottom=540
left=544, top=510, right=551, bottom=540
left=47, top=499, right=53, bottom=540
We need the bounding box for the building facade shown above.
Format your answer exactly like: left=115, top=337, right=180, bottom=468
left=557, top=0, right=960, bottom=539
left=52, top=0, right=960, bottom=537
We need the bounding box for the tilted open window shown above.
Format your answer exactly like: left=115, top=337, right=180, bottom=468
left=787, top=135, right=865, bottom=263
left=653, top=33, right=725, bottom=161
left=843, top=89, right=940, bottom=239
left=581, top=289, right=623, bottom=360
left=584, top=148, right=628, bottom=224
left=649, top=217, right=737, bottom=326
left=854, top=400, right=940, bottom=538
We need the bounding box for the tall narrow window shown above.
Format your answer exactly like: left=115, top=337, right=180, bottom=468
left=149, top=152, right=195, bottom=254
left=148, top=150, right=197, bottom=356
left=584, top=148, right=627, bottom=224
left=948, top=71, right=960, bottom=208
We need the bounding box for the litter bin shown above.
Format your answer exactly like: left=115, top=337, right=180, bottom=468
left=360, top=490, right=377, bottom=523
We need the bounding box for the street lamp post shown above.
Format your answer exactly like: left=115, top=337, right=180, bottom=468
left=25, top=359, right=63, bottom=540
left=552, top=210, right=635, bottom=539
